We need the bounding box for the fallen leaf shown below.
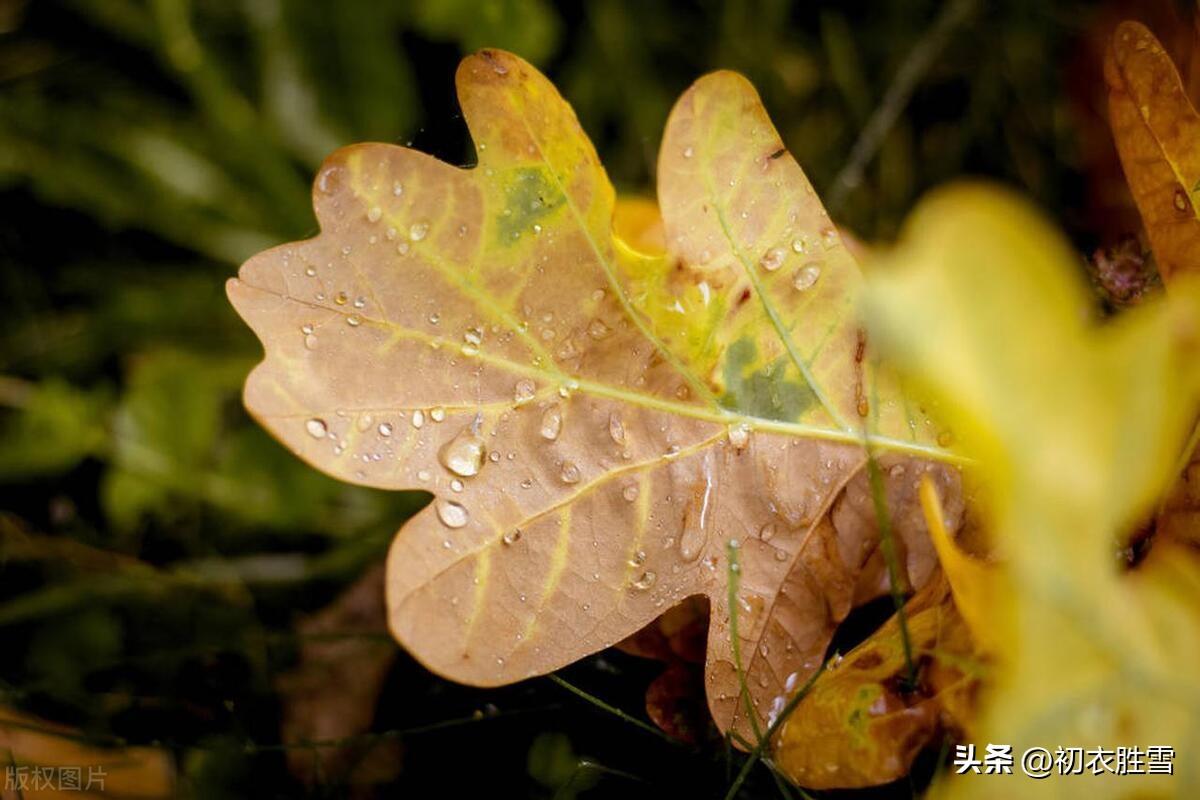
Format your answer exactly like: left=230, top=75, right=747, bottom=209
left=276, top=564, right=400, bottom=787
left=227, top=49, right=962, bottom=742
left=1106, top=21, right=1200, bottom=283
left=615, top=595, right=710, bottom=742
left=864, top=182, right=1200, bottom=797
left=0, top=706, right=173, bottom=799
left=775, top=573, right=983, bottom=789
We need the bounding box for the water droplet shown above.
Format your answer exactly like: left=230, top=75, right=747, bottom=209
left=346, top=314, right=361, bottom=327
left=539, top=405, right=563, bottom=441
left=450, top=479, right=464, bottom=492
left=367, top=206, right=382, bottom=223
left=679, top=456, right=715, bottom=562
left=514, top=379, right=536, bottom=404
left=411, top=410, right=425, bottom=428
left=417, top=469, right=431, bottom=481
left=1175, top=189, right=1190, bottom=212
left=629, top=549, right=646, bottom=566
left=353, top=296, right=365, bottom=309
left=409, top=222, right=429, bottom=241
left=759, top=522, right=777, bottom=542
left=630, top=571, right=657, bottom=590
left=791, top=237, right=808, bottom=254
left=304, top=266, right=317, bottom=277
left=436, top=499, right=470, bottom=528
left=622, top=483, right=639, bottom=502
left=439, top=425, right=486, bottom=477
left=502, top=529, right=522, bottom=546
left=774, top=549, right=788, bottom=561
left=608, top=413, right=626, bottom=445
left=683, top=146, right=694, bottom=158
left=304, top=333, right=318, bottom=350
left=560, top=461, right=581, bottom=484
left=727, top=423, right=750, bottom=449
left=430, top=407, right=446, bottom=422
left=821, top=227, right=839, bottom=249
left=305, top=418, right=328, bottom=438
left=335, top=291, right=348, bottom=305
left=792, top=263, right=821, bottom=292
left=759, top=247, right=785, bottom=271
left=392, top=181, right=404, bottom=197
left=378, top=422, right=393, bottom=437
left=317, top=165, right=342, bottom=194
left=587, top=319, right=611, bottom=339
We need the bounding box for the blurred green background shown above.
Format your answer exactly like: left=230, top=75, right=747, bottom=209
left=0, top=0, right=1176, bottom=796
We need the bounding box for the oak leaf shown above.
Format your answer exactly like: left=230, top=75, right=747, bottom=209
left=226, top=49, right=960, bottom=741
left=1106, top=20, right=1200, bottom=284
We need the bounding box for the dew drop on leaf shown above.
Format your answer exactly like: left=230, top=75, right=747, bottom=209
left=539, top=405, right=563, bottom=441
left=367, top=206, right=382, bottom=223
left=792, top=263, right=821, bottom=292
left=409, top=222, right=429, bottom=241
left=502, top=529, right=522, bottom=546
left=630, top=571, right=657, bottom=590
left=608, top=413, right=626, bottom=444
left=411, top=410, right=425, bottom=429
left=305, top=418, right=328, bottom=438
left=759, top=247, right=785, bottom=271
left=435, top=499, right=470, bottom=529
left=560, top=461, right=581, bottom=484
left=439, top=425, right=486, bottom=477
left=378, top=422, right=393, bottom=437
left=514, top=379, right=536, bottom=404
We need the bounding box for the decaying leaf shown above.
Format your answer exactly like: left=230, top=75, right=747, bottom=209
left=1106, top=21, right=1200, bottom=283
left=864, top=183, right=1200, bottom=797
left=775, top=574, right=982, bottom=789
left=0, top=705, right=174, bottom=798
left=615, top=595, right=710, bottom=742
left=227, top=49, right=964, bottom=744
left=277, top=564, right=400, bottom=787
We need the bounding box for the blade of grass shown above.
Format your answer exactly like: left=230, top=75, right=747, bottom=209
left=866, top=449, right=917, bottom=689
left=725, top=539, right=765, bottom=745
left=547, top=674, right=681, bottom=746
left=828, top=0, right=978, bottom=211
left=722, top=662, right=825, bottom=800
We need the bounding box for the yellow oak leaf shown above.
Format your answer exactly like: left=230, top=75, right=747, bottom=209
left=864, top=182, right=1200, bottom=797
left=226, top=49, right=962, bottom=744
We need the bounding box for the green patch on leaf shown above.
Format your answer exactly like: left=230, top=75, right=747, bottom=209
left=719, top=337, right=815, bottom=421
left=496, top=167, right=565, bottom=242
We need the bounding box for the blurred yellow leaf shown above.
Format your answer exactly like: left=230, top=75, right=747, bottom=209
left=864, top=183, right=1200, bottom=797
left=227, top=49, right=963, bottom=744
